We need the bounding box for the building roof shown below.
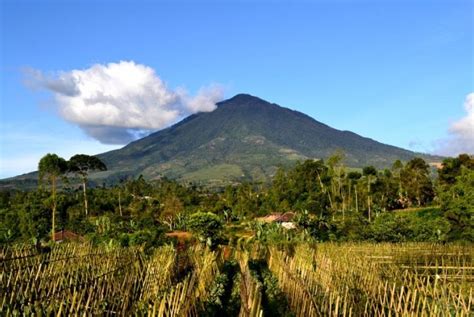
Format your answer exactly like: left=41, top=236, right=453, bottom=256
left=256, top=212, right=295, bottom=223
left=53, top=230, right=84, bottom=242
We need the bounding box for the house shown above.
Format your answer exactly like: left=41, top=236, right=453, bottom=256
left=256, top=212, right=296, bottom=224
left=53, top=230, right=84, bottom=243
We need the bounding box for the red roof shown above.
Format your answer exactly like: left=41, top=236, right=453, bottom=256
left=257, top=212, right=295, bottom=223
left=53, top=230, right=84, bottom=242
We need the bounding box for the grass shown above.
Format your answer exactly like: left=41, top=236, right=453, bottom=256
left=182, top=164, right=244, bottom=183
left=393, top=206, right=443, bottom=218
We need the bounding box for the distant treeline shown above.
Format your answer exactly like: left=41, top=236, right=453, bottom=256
left=0, top=153, right=472, bottom=245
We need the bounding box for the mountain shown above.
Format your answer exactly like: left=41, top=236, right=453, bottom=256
left=2, top=94, right=442, bottom=188
left=95, top=94, right=440, bottom=186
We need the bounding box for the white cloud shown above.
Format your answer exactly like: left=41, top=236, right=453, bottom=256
left=434, top=93, right=474, bottom=156
left=451, top=93, right=474, bottom=138
left=25, top=61, right=223, bottom=144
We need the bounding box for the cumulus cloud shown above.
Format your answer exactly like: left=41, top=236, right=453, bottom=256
left=434, top=93, right=474, bottom=156
left=25, top=61, right=223, bottom=144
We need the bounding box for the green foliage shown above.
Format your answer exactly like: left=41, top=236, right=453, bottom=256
left=0, top=190, right=78, bottom=243
left=438, top=154, right=474, bottom=186
left=361, top=209, right=451, bottom=242
left=38, top=153, right=68, bottom=183
left=269, top=160, right=330, bottom=215
left=187, top=212, right=223, bottom=246
left=87, top=214, right=166, bottom=250
left=295, top=212, right=334, bottom=241
left=439, top=168, right=474, bottom=241
left=198, top=273, right=228, bottom=316
left=363, top=166, right=377, bottom=176
left=365, top=213, right=414, bottom=242
left=249, top=259, right=294, bottom=317
left=1, top=154, right=472, bottom=245
left=68, top=154, right=107, bottom=176
left=400, top=157, right=434, bottom=206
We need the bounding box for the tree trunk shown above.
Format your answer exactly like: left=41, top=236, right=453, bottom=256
left=316, top=171, right=333, bottom=210
left=367, top=177, right=371, bottom=222
left=355, top=185, right=359, bottom=213
left=348, top=183, right=351, bottom=211
left=82, top=178, right=88, bottom=217
left=51, top=176, right=56, bottom=242
left=118, top=190, right=123, bottom=217
left=368, top=196, right=371, bottom=222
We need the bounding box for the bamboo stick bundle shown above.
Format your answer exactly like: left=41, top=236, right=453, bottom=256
left=236, top=251, right=263, bottom=317
left=143, top=246, right=220, bottom=316
left=139, top=245, right=176, bottom=301
left=268, top=243, right=472, bottom=317
left=1, top=243, right=147, bottom=314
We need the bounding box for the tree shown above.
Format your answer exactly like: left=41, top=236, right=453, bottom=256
left=362, top=166, right=377, bottom=222
left=391, top=160, right=405, bottom=203
left=439, top=167, right=474, bottom=241
left=161, top=194, right=184, bottom=230
left=187, top=212, right=223, bottom=247
left=327, top=152, right=346, bottom=213
left=38, top=153, right=68, bottom=241
left=347, top=171, right=362, bottom=213
left=401, top=158, right=434, bottom=206
left=438, top=154, right=474, bottom=186
left=68, top=154, right=107, bottom=217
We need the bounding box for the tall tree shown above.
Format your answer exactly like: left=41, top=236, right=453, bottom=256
left=38, top=153, right=68, bottom=241
left=401, top=158, right=434, bottom=206
left=362, top=166, right=377, bottom=222
left=161, top=194, right=184, bottom=230
left=327, top=152, right=346, bottom=214
left=68, top=154, right=107, bottom=217
left=347, top=171, right=362, bottom=213
left=439, top=167, right=474, bottom=241
left=438, top=154, right=474, bottom=186
left=391, top=160, right=404, bottom=203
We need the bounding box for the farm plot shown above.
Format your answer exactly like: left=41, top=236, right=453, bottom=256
left=268, top=243, right=473, bottom=316
left=1, top=243, right=219, bottom=315
left=1, top=242, right=472, bottom=316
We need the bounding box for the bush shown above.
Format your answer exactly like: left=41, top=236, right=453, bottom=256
left=365, top=213, right=413, bottom=242
left=187, top=212, right=223, bottom=247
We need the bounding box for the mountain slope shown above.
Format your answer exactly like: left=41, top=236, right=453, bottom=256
left=91, top=94, right=440, bottom=186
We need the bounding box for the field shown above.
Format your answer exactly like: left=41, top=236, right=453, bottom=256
left=1, top=242, right=472, bottom=316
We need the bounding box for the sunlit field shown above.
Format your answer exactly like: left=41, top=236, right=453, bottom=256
left=2, top=242, right=472, bottom=316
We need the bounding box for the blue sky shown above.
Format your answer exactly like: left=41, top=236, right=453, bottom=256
left=1, top=0, right=473, bottom=178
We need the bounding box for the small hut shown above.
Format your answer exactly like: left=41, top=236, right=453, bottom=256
left=53, top=230, right=84, bottom=243
left=256, top=212, right=296, bottom=228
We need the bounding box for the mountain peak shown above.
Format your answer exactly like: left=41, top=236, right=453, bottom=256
left=221, top=93, right=268, bottom=105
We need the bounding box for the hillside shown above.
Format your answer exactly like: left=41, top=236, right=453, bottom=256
left=1, top=94, right=442, bottom=188
left=93, top=94, right=440, bottom=186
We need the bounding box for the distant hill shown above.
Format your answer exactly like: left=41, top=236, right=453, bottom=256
left=1, top=94, right=443, bottom=188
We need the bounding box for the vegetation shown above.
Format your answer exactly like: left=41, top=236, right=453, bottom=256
left=187, top=212, right=224, bottom=247
left=68, top=154, right=107, bottom=217
left=0, top=152, right=472, bottom=315
left=38, top=153, right=68, bottom=241
left=0, top=153, right=472, bottom=245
